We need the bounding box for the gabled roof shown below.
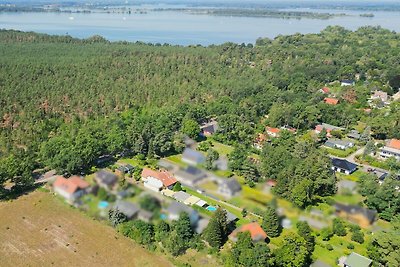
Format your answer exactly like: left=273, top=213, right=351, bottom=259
left=53, top=176, right=89, bottom=194
left=220, top=178, right=241, bottom=193
left=141, top=168, right=177, bottom=187
left=334, top=203, right=377, bottom=223
left=114, top=201, right=140, bottom=219
left=325, top=139, right=353, bottom=147
left=167, top=201, right=195, bottom=216
left=387, top=139, right=400, bottom=150
left=315, top=123, right=344, bottom=132
left=182, top=148, right=206, bottom=163
left=344, top=252, right=372, bottom=267
left=321, top=87, right=330, bottom=94
left=324, top=97, right=339, bottom=105
left=331, top=158, right=358, bottom=172
left=173, top=191, right=191, bottom=202
left=95, top=170, right=118, bottom=186
left=200, top=121, right=218, bottom=134
left=230, top=222, right=267, bottom=241
left=266, top=126, right=281, bottom=134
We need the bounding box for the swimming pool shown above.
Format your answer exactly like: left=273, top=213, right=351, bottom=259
left=98, top=201, right=109, bottom=209
left=206, top=206, right=217, bottom=212
left=160, top=214, right=167, bottom=220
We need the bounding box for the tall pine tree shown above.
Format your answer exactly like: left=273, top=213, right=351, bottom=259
left=262, top=205, right=280, bottom=237
left=203, top=207, right=227, bottom=248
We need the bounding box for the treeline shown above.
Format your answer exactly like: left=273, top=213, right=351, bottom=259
left=1, top=27, right=400, bottom=197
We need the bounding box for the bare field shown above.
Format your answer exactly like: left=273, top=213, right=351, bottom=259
left=0, top=191, right=172, bottom=267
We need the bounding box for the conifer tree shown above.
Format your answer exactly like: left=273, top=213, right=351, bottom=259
left=262, top=205, right=280, bottom=237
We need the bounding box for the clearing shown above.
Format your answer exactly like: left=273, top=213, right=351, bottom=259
left=0, top=190, right=172, bottom=267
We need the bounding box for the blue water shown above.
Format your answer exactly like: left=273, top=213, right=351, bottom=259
left=160, top=214, right=167, bottom=220
left=206, top=206, right=217, bottom=211
left=1, top=8, right=400, bottom=45
left=98, top=201, right=109, bottom=209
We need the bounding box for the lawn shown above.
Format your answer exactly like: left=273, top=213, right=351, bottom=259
left=323, top=146, right=357, bottom=158
left=337, top=170, right=366, bottom=182
left=165, top=154, right=187, bottom=167
left=332, top=193, right=364, bottom=206
left=0, top=191, right=172, bottom=267
left=210, top=141, right=234, bottom=156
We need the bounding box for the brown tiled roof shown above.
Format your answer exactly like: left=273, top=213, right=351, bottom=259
left=230, top=222, right=267, bottom=241
left=324, top=97, right=339, bottom=105
left=388, top=139, right=400, bottom=150
left=53, top=176, right=89, bottom=194
left=141, top=168, right=177, bottom=187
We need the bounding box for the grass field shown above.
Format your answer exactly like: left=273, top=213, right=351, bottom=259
left=0, top=191, right=172, bottom=267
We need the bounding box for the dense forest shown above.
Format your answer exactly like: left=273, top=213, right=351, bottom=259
left=1, top=26, right=400, bottom=198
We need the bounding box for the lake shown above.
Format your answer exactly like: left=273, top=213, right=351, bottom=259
left=1, top=8, right=400, bottom=45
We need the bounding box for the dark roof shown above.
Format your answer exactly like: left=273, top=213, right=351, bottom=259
left=331, top=158, right=358, bottom=172
left=182, top=148, right=205, bottom=163
left=95, top=170, right=118, bottom=186
left=347, top=130, right=361, bottom=139
left=200, top=121, right=218, bottom=134
left=226, top=210, right=238, bottom=223
left=186, top=166, right=205, bottom=176
left=221, top=178, right=242, bottom=193
left=167, top=201, right=195, bottom=216
left=341, top=79, right=355, bottom=84
left=114, top=201, right=140, bottom=219
left=334, top=203, right=377, bottom=223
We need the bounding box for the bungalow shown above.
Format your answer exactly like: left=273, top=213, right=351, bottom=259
left=253, top=133, right=266, bottom=150
left=331, top=158, right=358, bottom=175
left=166, top=201, right=199, bottom=225
left=229, top=222, right=267, bottom=242
left=315, top=123, right=344, bottom=137
left=174, top=166, right=207, bottom=186
left=380, top=139, right=400, bottom=160
left=370, top=90, right=389, bottom=103
left=173, top=191, right=191, bottom=203
left=347, top=130, right=361, bottom=140
left=341, top=80, right=355, bottom=86
left=266, top=126, right=280, bottom=138
left=94, top=170, right=118, bottom=191
left=324, top=139, right=354, bottom=150
left=343, top=252, right=372, bottom=267
left=182, top=148, right=206, bottom=165
left=114, top=200, right=140, bottom=220
left=141, top=168, right=177, bottom=191
left=334, top=203, right=377, bottom=228
left=324, top=97, right=339, bottom=105
left=53, top=176, right=90, bottom=203
left=200, top=120, right=218, bottom=136
left=320, top=87, right=330, bottom=94
left=115, top=164, right=135, bottom=176
left=218, top=178, right=242, bottom=198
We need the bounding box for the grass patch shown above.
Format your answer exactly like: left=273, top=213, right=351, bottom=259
left=332, top=193, right=364, bottom=206
left=165, top=155, right=187, bottom=167
left=323, top=146, right=357, bottom=158
left=337, top=169, right=366, bottom=182
left=210, top=141, right=234, bottom=156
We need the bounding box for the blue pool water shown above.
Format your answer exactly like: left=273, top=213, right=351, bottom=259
left=206, top=206, right=217, bottom=211
left=160, top=214, right=167, bottom=220
left=98, top=201, right=109, bottom=209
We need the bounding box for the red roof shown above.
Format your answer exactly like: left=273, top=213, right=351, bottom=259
left=266, top=127, right=281, bottom=134
left=141, top=168, right=177, bottom=187
left=321, top=87, right=330, bottom=94
left=388, top=139, right=400, bottom=150
left=324, top=97, right=339, bottom=105
left=53, top=176, right=89, bottom=194
left=230, top=222, right=267, bottom=241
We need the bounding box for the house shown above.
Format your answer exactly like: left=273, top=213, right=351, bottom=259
left=380, top=139, right=400, bottom=160
left=174, top=166, right=207, bottom=186
left=320, top=87, right=330, bottom=94
left=324, top=139, right=354, bottom=150
left=266, top=126, right=280, bottom=138
left=253, top=133, right=266, bottom=150
left=173, top=191, right=191, bottom=203
left=280, top=125, right=297, bottom=134
left=200, top=120, right=218, bottom=136
left=184, top=195, right=201, bottom=206
left=331, top=158, right=358, bottom=175
left=95, top=155, right=114, bottom=165
left=226, top=211, right=239, bottom=226
left=343, top=252, right=372, bottom=267
left=334, top=203, right=377, bottom=228
left=324, top=97, right=339, bottom=105
left=370, top=90, right=388, bottom=103
left=141, top=168, right=177, bottom=191
left=218, top=178, right=242, bottom=198
left=166, top=201, right=199, bottom=225
left=53, top=176, right=90, bottom=203
left=315, top=123, right=344, bottom=137
left=341, top=80, right=355, bottom=86
left=372, top=169, right=388, bottom=182
left=115, top=164, right=135, bottom=176
left=347, top=130, right=361, bottom=140
left=182, top=148, right=206, bottom=165
left=94, top=170, right=118, bottom=191
left=229, top=222, right=267, bottom=242
left=114, top=200, right=140, bottom=220
left=138, top=209, right=153, bottom=222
